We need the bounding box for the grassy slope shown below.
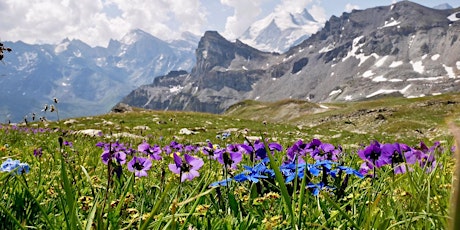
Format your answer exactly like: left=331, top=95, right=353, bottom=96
left=224, top=93, right=460, bottom=146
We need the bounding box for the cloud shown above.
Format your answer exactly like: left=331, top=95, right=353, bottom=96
left=0, top=0, right=206, bottom=47
left=345, top=3, right=360, bottom=12
left=274, top=0, right=314, bottom=14
left=309, top=4, right=327, bottom=23
left=221, top=0, right=262, bottom=39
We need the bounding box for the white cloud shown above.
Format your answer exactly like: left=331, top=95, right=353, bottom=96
left=309, top=4, right=327, bottom=23
left=345, top=3, right=360, bottom=12
left=0, top=0, right=206, bottom=47
left=274, top=0, right=313, bottom=14
left=221, top=0, right=263, bottom=39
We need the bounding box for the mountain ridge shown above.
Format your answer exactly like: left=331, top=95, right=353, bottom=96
left=0, top=29, right=197, bottom=122
left=118, top=1, right=460, bottom=115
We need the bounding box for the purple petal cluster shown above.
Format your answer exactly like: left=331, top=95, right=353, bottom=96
left=97, top=141, right=130, bottom=165
left=168, top=153, right=204, bottom=182
left=127, top=156, right=152, bottom=177
left=358, top=140, right=440, bottom=176
left=138, top=141, right=162, bottom=160
left=286, top=139, right=341, bottom=164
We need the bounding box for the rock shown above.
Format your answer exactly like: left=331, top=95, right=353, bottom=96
left=133, top=125, right=151, bottom=130
left=179, top=128, right=197, bottom=135
left=64, top=119, right=78, bottom=125
left=74, top=129, right=102, bottom=137
left=111, top=103, right=133, bottom=113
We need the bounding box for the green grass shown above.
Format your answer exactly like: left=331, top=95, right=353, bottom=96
left=0, top=93, right=459, bottom=229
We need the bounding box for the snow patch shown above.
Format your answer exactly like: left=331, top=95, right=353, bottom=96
left=422, top=54, right=428, bottom=60
left=456, top=61, right=460, bottom=69
left=389, top=61, right=403, bottom=68
left=73, top=50, right=82, bottom=58
left=330, top=72, right=334, bottom=76
left=375, top=56, right=389, bottom=67
left=343, top=36, right=364, bottom=62
left=329, top=89, right=342, bottom=96
left=96, top=57, right=107, bottom=67
left=408, top=35, right=416, bottom=49
left=272, top=78, right=277, bottom=81
left=431, top=54, right=440, bottom=61
left=242, top=66, right=248, bottom=70
left=319, top=104, right=329, bottom=109
left=407, top=94, right=425, bottom=99
left=379, top=18, right=400, bottom=28
left=54, top=41, right=69, bottom=54
left=447, top=12, right=460, bottom=22
left=443, top=64, right=456, bottom=78
left=344, top=95, right=353, bottom=101
left=407, top=76, right=444, bottom=81
left=169, top=85, right=184, bottom=93
left=410, top=60, right=424, bottom=74
left=255, top=96, right=260, bottom=100
left=319, top=44, right=335, bottom=53
left=389, top=79, right=403, bottom=82
left=362, top=70, right=374, bottom=78
left=372, top=76, right=387, bottom=82
left=366, top=85, right=411, bottom=98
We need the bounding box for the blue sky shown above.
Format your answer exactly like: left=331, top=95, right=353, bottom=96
left=0, top=0, right=458, bottom=47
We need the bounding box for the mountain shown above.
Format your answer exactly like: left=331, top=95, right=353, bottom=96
left=0, top=29, right=197, bottom=122
left=118, top=1, right=460, bottom=114
left=239, top=8, right=323, bottom=53
left=433, top=3, right=453, bottom=10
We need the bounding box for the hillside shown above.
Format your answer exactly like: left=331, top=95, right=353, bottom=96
left=33, top=92, right=459, bottom=148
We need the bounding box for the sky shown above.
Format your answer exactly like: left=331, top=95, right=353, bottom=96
left=0, top=0, right=458, bottom=47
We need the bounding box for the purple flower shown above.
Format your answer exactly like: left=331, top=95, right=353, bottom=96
left=286, top=139, right=308, bottom=164
left=202, top=142, right=219, bottom=160
left=98, top=142, right=128, bottom=165
left=63, top=141, right=73, bottom=147
left=127, top=156, right=152, bottom=177
left=381, top=143, right=409, bottom=174
left=138, top=141, right=162, bottom=160
left=359, top=161, right=374, bottom=177
left=168, top=153, right=204, bottom=182
left=309, top=141, right=341, bottom=161
left=358, top=140, right=389, bottom=168
left=252, top=140, right=282, bottom=160
left=216, top=146, right=243, bottom=169
left=33, top=148, right=43, bottom=158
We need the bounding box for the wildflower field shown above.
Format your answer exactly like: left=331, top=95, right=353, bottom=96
left=1, top=93, right=460, bottom=229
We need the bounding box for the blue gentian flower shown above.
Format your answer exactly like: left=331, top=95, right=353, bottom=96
left=1, top=158, right=30, bottom=175
left=306, top=182, right=334, bottom=196
left=330, top=165, right=364, bottom=179
left=233, top=161, right=273, bottom=183
left=210, top=178, right=233, bottom=187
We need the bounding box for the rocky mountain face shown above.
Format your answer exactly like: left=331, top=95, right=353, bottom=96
left=0, top=29, right=198, bottom=122
left=239, top=8, right=323, bottom=53
left=119, top=1, right=460, bottom=114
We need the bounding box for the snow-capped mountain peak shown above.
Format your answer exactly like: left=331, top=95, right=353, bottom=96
left=239, top=8, right=323, bottom=53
